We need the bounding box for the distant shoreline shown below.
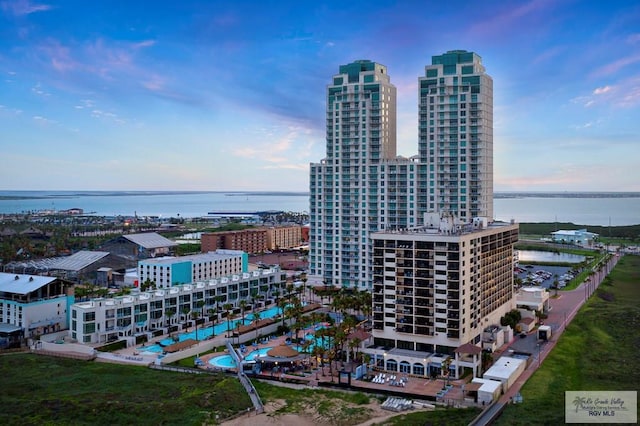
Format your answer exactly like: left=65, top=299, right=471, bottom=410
left=0, top=190, right=638, bottom=201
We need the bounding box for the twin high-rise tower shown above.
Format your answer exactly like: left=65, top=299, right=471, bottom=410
left=310, top=51, right=495, bottom=290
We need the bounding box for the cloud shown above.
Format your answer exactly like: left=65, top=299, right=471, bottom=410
left=31, top=83, right=50, bottom=97
left=32, top=115, right=57, bottom=125
left=230, top=125, right=316, bottom=171
left=593, top=86, right=611, bottom=95
left=1, top=0, right=52, bottom=16
left=592, top=54, right=640, bottom=77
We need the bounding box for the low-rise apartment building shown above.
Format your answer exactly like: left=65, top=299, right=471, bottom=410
left=70, top=267, right=286, bottom=344
left=0, top=273, right=73, bottom=346
left=138, top=250, right=247, bottom=288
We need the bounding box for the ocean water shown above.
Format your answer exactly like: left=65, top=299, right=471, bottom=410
left=0, top=191, right=638, bottom=226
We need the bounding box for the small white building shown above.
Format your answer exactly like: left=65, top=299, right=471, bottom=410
left=483, top=356, right=527, bottom=393
left=0, top=273, right=72, bottom=344
left=551, top=229, right=598, bottom=246
left=516, top=286, right=550, bottom=313
left=470, top=378, right=502, bottom=405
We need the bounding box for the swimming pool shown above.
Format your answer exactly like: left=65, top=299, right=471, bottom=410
left=245, top=346, right=272, bottom=361
left=138, top=304, right=291, bottom=352
left=207, top=346, right=274, bottom=369
left=208, top=355, right=237, bottom=369
left=139, top=344, right=163, bottom=354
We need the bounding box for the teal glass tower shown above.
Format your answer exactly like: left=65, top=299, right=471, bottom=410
left=309, top=60, right=398, bottom=289
left=418, top=50, right=493, bottom=222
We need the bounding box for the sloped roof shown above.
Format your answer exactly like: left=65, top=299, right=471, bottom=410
left=267, top=344, right=300, bottom=358
left=50, top=251, right=110, bottom=272
left=123, top=233, right=178, bottom=249
left=0, top=273, right=57, bottom=295
left=347, top=328, right=371, bottom=341
left=163, top=339, right=198, bottom=353
left=454, top=343, right=482, bottom=355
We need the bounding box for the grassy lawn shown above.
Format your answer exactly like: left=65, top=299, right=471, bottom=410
left=495, top=254, right=640, bottom=425
left=0, top=355, right=251, bottom=425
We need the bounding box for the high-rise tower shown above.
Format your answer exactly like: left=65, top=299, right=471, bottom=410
left=418, top=50, right=493, bottom=222
left=309, top=60, right=398, bottom=289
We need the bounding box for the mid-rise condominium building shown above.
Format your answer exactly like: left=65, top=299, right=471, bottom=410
left=366, top=216, right=518, bottom=378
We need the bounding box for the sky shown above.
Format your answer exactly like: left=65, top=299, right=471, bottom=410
left=1, top=0, right=639, bottom=192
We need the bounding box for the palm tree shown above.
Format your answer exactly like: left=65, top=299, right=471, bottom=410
left=552, top=274, right=560, bottom=296
left=207, top=307, right=216, bottom=324
left=191, top=310, right=200, bottom=340
left=251, top=312, right=261, bottom=340
left=239, top=300, right=247, bottom=326
left=165, top=309, right=175, bottom=327
left=215, top=295, right=225, bottom=323
left=181, top=307, right=191, bottom=324
left=348, top=336, right=362, bottom=363
left=223, top=303, right=233, bottom=338
left=278, top=298, right=288, bottom=329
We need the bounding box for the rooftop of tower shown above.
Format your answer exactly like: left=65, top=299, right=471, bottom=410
left=432, top=50, right=481, bottom=65
left=373, top=216, right=517, bottom=239
left=338, top=60, right=386, bottom=83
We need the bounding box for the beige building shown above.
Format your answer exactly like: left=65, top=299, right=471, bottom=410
left=266, top=226, right=303, bottom=251
left=366, top=215, right=518, bottom=379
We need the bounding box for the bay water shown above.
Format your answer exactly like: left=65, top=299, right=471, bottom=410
left=0, top=191, right=638, bottom=226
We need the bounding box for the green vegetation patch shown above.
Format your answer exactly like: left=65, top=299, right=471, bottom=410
left=496, top=255, right=640, bottom=425
left=0, top=355, right=251, bottom=425
left=370, top=406, right=481, bottom=426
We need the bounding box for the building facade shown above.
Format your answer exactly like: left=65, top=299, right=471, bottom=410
left=310, top=51, right=496, bottom=290
left=366, top=217, right=518, bottom=378
left=70, top=267, right=286, bottom=344
left=418, top=50, right=494, bottom=221
left=266, top=226, right=303, bottom=250
left=310, top=59, right=403, bottom=290
left=0, top=273, right=72, bottom=344
left=138, top=250, right=248, bottom=289
left=201, top=229, right=268, bottom=254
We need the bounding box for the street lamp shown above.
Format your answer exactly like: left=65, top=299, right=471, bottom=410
left=537, top=343, right=541, bottom=368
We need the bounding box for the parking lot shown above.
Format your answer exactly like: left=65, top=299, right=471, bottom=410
left=515, top=264, right=573, bottom=289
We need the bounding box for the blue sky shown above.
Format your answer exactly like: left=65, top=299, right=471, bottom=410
left=1, top=0, right=639, bottom=192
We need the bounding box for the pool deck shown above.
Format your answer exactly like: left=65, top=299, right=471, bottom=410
left=194, top=324, right=473, bottom=406
left=107, top=310, right=477, bottom=406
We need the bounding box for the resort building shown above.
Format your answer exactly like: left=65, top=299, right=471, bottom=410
left=365, top=215, right=519, bottom=378
left=70, top=267, right=286, bottom=344
left=138, top=250, right=247, bottom=289
left=0, top=272, right=73, bottom=346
